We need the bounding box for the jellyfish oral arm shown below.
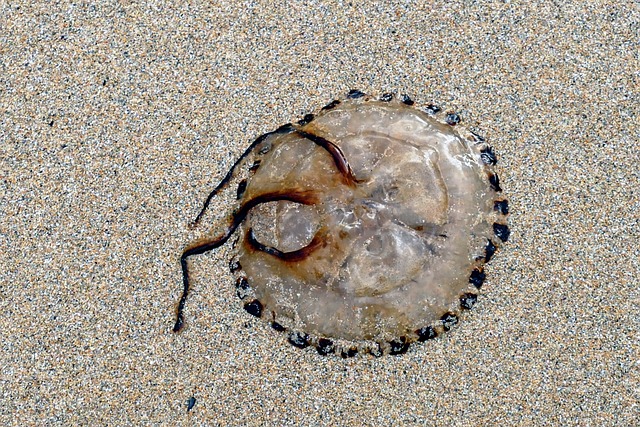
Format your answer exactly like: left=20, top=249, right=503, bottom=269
left=294, top=128, right=359, bottom=186
left=246, top=227, right=326, bottom=262
left=190, top=124, right=296, bottom=229
left=174, top=190, right=319, bottom=332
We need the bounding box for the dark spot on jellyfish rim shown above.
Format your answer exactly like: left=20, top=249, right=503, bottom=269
left=489, top=173, right=502, bottom=192
left=424, top=104, right=441, bottom=115
left=235, top=277, right=249, bottom=289
left=187, top=396, right=196, bottom=412
left=243, top=299, right=263, bottom=317
left=347, top=89, right=366, bottom=99
left=229, top=260, right=241, bottom=273
left=480, top=146, right=497, bottom=165
left=379, top=92, right=394, bottom=102
left=236, top=179, right=247, bottom=200
left=288, top=331, right=310, bottom=349
left=175, top=184, right=323, bottom=333
left=389, top=336, right=410, bottom=355
left=321, top=99, right=341, bottom=111
left=316, top=338, right=335, bottom=355
left=493, top=223, right=511, bottom=242
left=297, top=113, right=314, bottom=125
left=235, top=277, right=251, bottom=299
left=441, top=312, right=459, bottom=331
left=416, top=325, right=437, bottom=342
left=494, top=199, right=509, bottom=215
left=460, top=293, right=478, bottom=310
left=400, top=94, right=414, bottom=105
left=446, top=112, right=461, bottom=126
left=484, top=240, right=497, bottom=262
left=469, top=268, right=486, bottom=289
left=271, top=321, right=286, bottom=332
left=341, top=347, right=358, bottom=358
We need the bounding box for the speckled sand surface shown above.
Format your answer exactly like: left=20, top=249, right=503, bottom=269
left=1, top=1, right=638, bottom=425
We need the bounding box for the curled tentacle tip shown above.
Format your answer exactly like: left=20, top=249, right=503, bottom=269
left=173, top=318, right=184, bottom=333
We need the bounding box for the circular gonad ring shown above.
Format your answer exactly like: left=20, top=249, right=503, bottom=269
left=174, top=90, right=510, bottom=357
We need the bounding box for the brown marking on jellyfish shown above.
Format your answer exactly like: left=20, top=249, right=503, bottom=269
left=189, top=123, right=296, bottom=229
left=174, top=189, right=320, bottom=332
left=245, top=227, right=327, bottom=263
left=294, top=128, right=359, bottom=187
left=184, top=189, right=319, bottom=256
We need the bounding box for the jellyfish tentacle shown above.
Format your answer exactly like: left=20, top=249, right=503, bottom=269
left=174, top=189, right=318, bottom=332
left=190, top=124, right=296, bottom=229
left=294, top=128, right=359, bottom=186
left=246, top=227, right=327, bottom=262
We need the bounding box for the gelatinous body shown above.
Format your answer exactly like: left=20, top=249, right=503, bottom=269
left=175, top=92, right=509, bottom=356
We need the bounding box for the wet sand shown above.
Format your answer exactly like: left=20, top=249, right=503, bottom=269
left=1, top=1, right=638, bottom=425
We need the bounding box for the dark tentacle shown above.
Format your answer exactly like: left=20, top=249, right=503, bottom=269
left=246, top=227, right=326, bottom=262
left=190, top=124, right=295, bottom=228
left=174, top=189, right=318, bottom=332
left=294, top=128, right=359, bottom=186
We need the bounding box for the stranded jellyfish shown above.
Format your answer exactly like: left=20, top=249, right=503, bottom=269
left=174, top=90, right=510, bottom=357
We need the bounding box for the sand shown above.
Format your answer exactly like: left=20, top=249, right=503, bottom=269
left=1, top=1, right=638, bottom=425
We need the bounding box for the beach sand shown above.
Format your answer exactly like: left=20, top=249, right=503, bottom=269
left=1, top=1, right=637, bottom=425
